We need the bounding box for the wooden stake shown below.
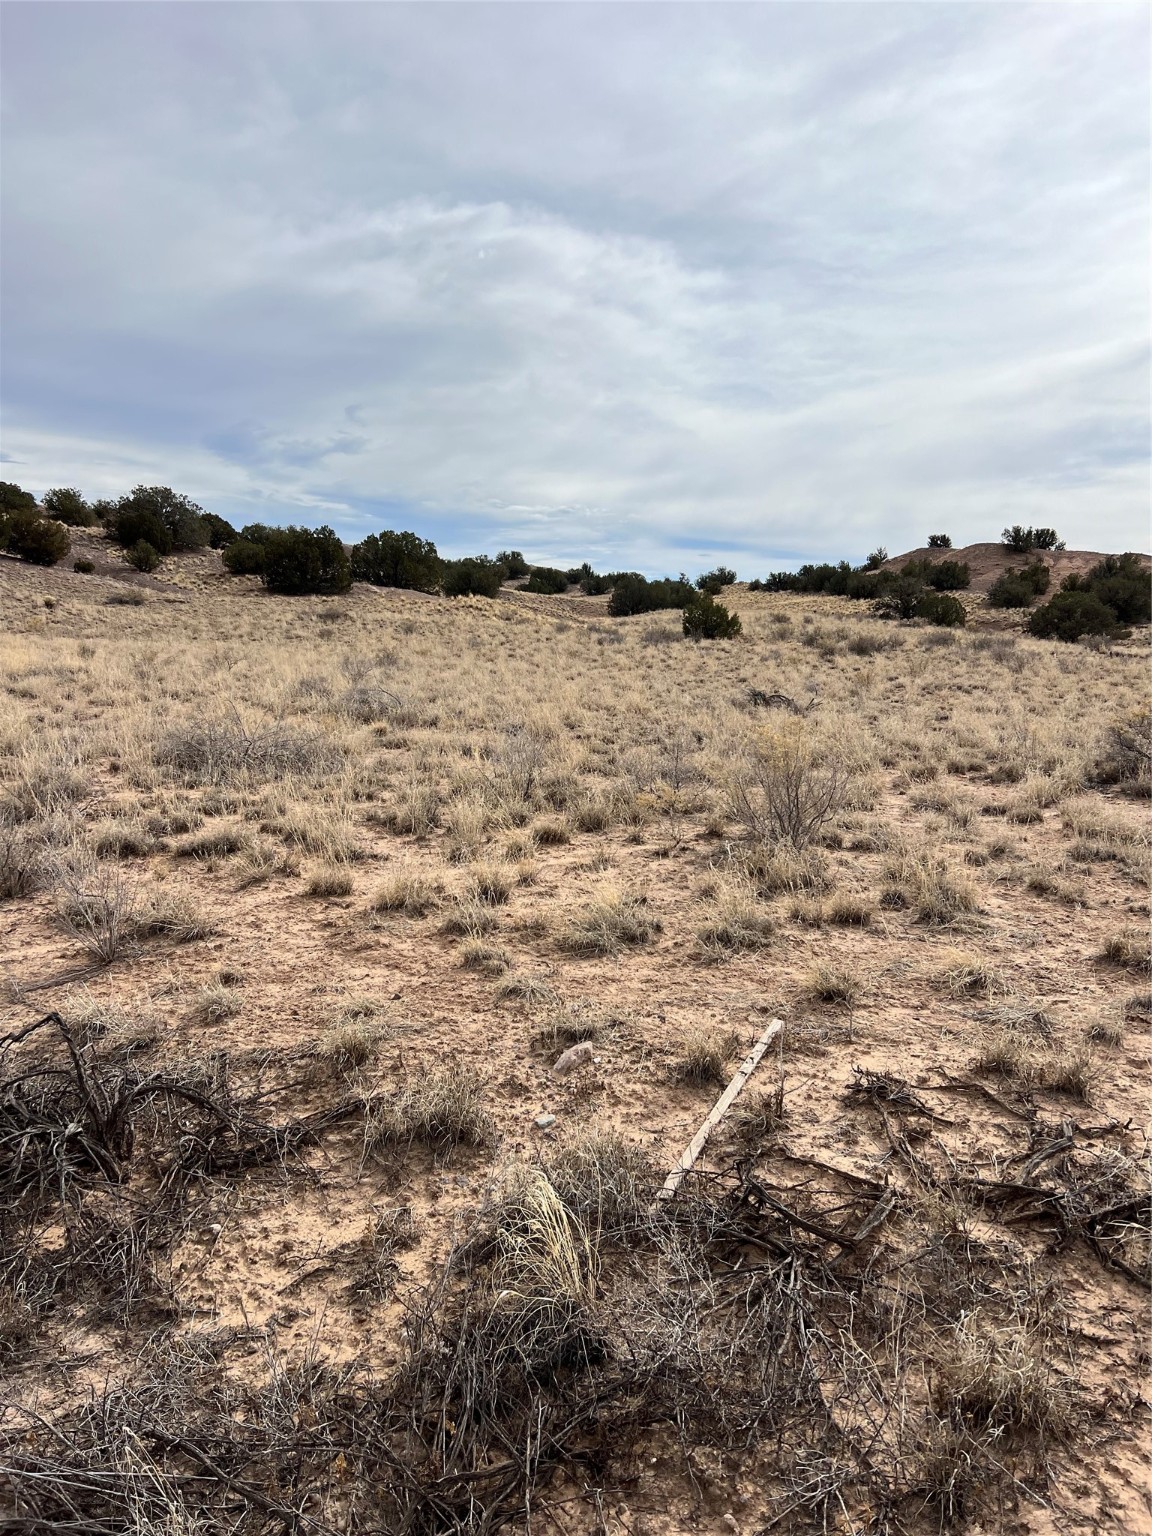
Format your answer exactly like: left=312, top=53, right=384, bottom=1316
left=657, top=1018, right=783, bottom=1203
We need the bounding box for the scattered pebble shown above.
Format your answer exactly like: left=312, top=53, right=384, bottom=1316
left=552, top=1041, right=594, bottom=1078
left=534, top=1113, right=557, bottom=1129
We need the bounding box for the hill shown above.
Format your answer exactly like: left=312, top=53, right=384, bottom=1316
left=882, top=540, right=1152, bottom=596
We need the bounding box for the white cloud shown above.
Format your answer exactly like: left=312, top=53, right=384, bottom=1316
left=2, top=3, right=1147, bottom=568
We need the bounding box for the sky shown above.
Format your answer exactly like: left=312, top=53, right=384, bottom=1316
left=1, top=2, right=1148, bottom=574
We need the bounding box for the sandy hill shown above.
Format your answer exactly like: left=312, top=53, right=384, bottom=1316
left=882, top=540, right=1151, bottom=596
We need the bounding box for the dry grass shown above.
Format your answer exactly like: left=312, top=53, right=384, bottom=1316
left=191, top=982, right=243, bottom=1024
left=305, top=863, right=355, bottom=898
left=369, top=865, right=441, bottom=916
left=558, top=887, right=660, bottom=955
left=366, top=1063, right=496, bottom=1156
left=1100, top=926, right=1152, bottom=972
left=798, top=961, right=862, bottom=1006
left=675, top=1026, right=739, bottom=1086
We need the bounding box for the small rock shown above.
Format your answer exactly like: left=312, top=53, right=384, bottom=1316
left=552, top=1040, right=594, bottom=1078
left=534, top=1113, right=557, bottom=1129
left=206, top=1223, right=222, bottom=1236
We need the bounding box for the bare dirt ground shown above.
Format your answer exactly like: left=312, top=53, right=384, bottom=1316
left=881, top=541, right=1152, bottom=598
left=1, top=537, right=1149, bottom=1535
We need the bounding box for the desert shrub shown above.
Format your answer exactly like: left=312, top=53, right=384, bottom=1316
left=683, top=593, right=742, bottom=640
left=545, top=1128, right=657, bottom=1239
left=915, top=591, right=966, bottom=627
left=988, top=560, right=1050, bottom=608
left=1094, top=706, right=1151, bottom=795
left=1002, top=525, right=1064, bottom=554
left=442, top=555, right=503, bottom=598
left=608, top=572, right=695, bottom=617
left=124, top=540, right=161, bottom=573
left=927, top=533, right=952, bottom=548
left=0, top=481, right=37, bottom=514
left=112, top=486, right=208, bottom=552
left=496, top=549, right=530, bottom=579
left=222, top=537, right=266, bottom=575
left=72, top=558, right=95, bottom=574
left=903, top=558, right=970, bottom=591
left=728, top=723, right=848, bottom=850
left=200, top=512, right=237, bottom=548
left=5, top=514, right=71, bottom=566
left=1029, top=590, right=1124, bottom=643
left=43, top=487, right=94, bottom=526
left=1067, top=553, right=1150, bottom=625
left=110, top=505, right=173, bottom=556
left=523, top=566, right=569, bottom=594
left=573, top=561, right=613, bottom=595
left=155, top=716, right=341, bottom=784
left=351, top=529, right=442, bottom=592
left=258, top=525, right=351, bottom=594
left=695, top=566, right=736, bottom=595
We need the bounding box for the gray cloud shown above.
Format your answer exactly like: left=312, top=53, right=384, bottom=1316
left=2, top=2, right=1147, bottom=568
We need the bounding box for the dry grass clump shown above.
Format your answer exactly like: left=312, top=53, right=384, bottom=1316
left=799, top=962, right=862, bottom=1006
left=262, top=803, right=362, bottom=863
left=674, top=1026, right=738, bottom=1086
left=1087, top=1012, right=1124, bottom=1047
left=467, top=862, right=513, bottom=905
left=935, top=949, right=1010, bottom=997
left=366, top=1063, right=496, bottom=1157
left=0, top=820, right=52, bottom=899
left=494, top=974, right=559, bottom=1008
left=933, top=1318, right=1079, bottom=1438
left=731, top=1077, right=786, bottom=1146
left=728, top=721, right=849, bottom=850
left=190, top=982, right=243, bottom=1024
left=884, top=843, right=980, bottom=924
left=1024, top=862, right=1087, bottom=907
left=315, top=1017, right=384, bottom=1070
left=381, top=775, right=442, bottom=836
left=233, top=843, right=300, bottom=888
left=91, top=820, right=158, bottom=859
left=369, top=865, right=442, bottom=916
left=439, top=898, right=499, bottom=939
left=305, top=864, right=355, bottom=898
left=558, top=888, right=660, bottom=956
left=459, top=939, right=511, bottom=975
left=824, top=891, right=874, bottom=927
left=545, top=1127, right=657, bottom=1239
left=738, top=842, right=830, bottom=895
left=536, top=999, right=607, bottom=1048
left=530, top=815, right=570, bottom=847
left=155, top=714, right=341, bottom=785
left=695, top=880, right=774, bottom=957
left=1038, top=1047, right=1094, bottom=1101
left=1099, top=925, right=1152, bottom=972
left=174, top=824, right=253, bottom=860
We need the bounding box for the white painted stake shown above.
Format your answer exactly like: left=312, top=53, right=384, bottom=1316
left=656, top=1018, right=784, bottom=1203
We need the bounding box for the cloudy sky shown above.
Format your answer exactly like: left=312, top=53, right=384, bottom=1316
left=1, top=3, right=1148, bottom=573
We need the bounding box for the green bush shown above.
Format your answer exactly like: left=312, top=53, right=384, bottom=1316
left=496, top=550, right=529, bottom=579
left=864, top=547, right=888, bottom=570
left=202, top=513, right=238, bottom=549
left=90, top=498, right=118, bottom=523
left=5, top=513, right=71, bottom=566
left=73, top=558, right=96, bottom=574
left=1029, top=590, right=1124, bottom=642
left=608, top=572, right=695, bottom=617
left=1002, top=525, right=1065, bottom=554
left=927, top=534, right=952, bottom=549
left=695, top=565, right=737, bottom=595
left=442, top=556, right=504, bottom=598
left=915, top=591, right=966, bottom=627
left=124, top=540, right=161, bottom=573
left=43, top=487, right=95, bottom=526
left=112, top=486, right=207, bottom=552
left=111, top=505, right=174, bottom=556
left=222, top=538, right=266, bottom=576
left=351, top=529, right=442, bottom=592
left=903, top=558, right=970, bottom=591
left=574, top=562, right=612, bottom=595
left=0, top=482, right=37, bottom=515
left=873, top=575, right=923, bottom=621
left=260, top=526, right=351, bottom=595
left=1071, top=553, right=1150, bottom=625
left=523, top=566, right=569, bottom=594
left=988, top=560, right=1051, bottom=609
left=683, top=593, right=742, bottom=639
